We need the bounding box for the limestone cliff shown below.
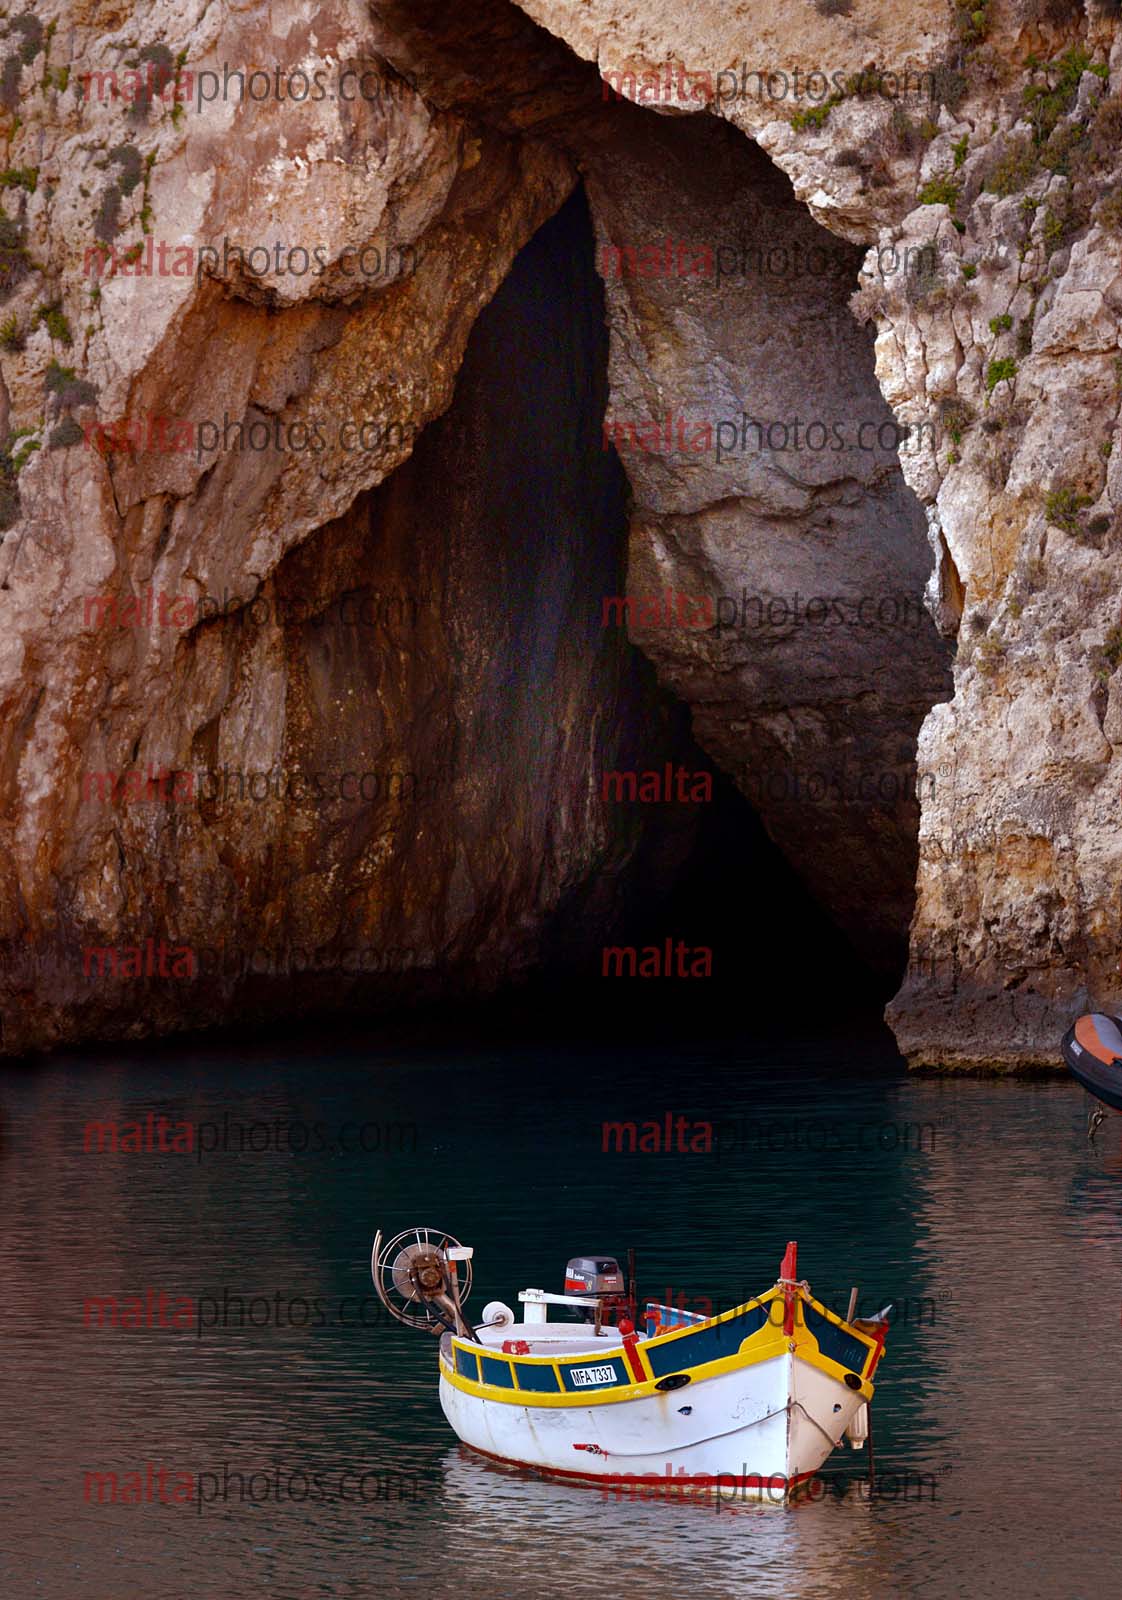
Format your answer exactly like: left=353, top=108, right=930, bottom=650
left=1, top=0, right=1119, bottom=1065
left=511, top=12, right=1122, bottom=1070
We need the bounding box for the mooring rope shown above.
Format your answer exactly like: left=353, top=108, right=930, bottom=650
left=596, top=1398, right=844, bottom=1460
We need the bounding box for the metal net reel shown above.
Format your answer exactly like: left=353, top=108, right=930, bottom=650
left=371, top=1226, right=473, bottom=1336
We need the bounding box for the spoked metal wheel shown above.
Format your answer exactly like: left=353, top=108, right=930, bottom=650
left=371, top=1226, right=473, bottom=1336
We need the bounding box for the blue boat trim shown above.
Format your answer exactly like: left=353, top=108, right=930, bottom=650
left=455, top=1345, right=480, bottom=1382
left=480, top=1355, right=515, bottom=1388
left=801, top=1303, right=873, bottom=1374
left=644, top=1301, right=708, bottom=1332
left=513, top=1361, right=561, bottom=1392
left=644, top=1303, right=769, bottom=1379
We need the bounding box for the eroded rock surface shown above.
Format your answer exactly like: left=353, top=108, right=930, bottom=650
left=878, top=31, right=1122, bottom=1068
left=579, top=110, right=951, bottom=970
left=2, top=0, right=1120, bottom=1063
left=0, top=14, right=691, bottom=1053
left=509, top=0, right=1122, bottom=1064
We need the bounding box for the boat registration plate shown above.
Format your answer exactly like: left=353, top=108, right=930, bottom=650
left=570, top=1365, right=617, bottom=1387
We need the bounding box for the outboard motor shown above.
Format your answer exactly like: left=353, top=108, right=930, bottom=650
left=564, top=1256, right=626, bottom=1324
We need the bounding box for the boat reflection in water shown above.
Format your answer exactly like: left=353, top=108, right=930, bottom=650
left=436, top=1443, right=889, bottom=1600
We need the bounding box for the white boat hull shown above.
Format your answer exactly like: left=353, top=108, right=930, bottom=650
left=439, top=1348, right=867, bottom=1502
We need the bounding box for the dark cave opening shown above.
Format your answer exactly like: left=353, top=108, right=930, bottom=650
left=299, top=11, right=956, bottom=1045
left=129, top=149, right=900, bottom=1066
left=0, top=23, right=925, bottom=1064
left=363, top=180, right=884, bottom=1036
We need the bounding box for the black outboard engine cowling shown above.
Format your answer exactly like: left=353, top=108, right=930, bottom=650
left=564, top=1256, right=626, bottom=1323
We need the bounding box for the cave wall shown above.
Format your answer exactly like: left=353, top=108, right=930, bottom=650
left=0, top=65, right=694, bottom=1051
left=578, top=109, right=952, bottom=972
left=373, top=0, right=1122, bottom=1063
left=2, top=0, right=1121, bottom=1063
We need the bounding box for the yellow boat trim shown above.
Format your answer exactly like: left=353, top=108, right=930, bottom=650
left=440, top=1287, right=878, bottom=1409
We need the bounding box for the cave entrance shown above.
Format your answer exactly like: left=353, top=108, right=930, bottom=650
left=347, top=180, right=881, bottom=1037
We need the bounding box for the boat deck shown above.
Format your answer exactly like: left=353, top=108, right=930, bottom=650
left=443, top=1322, right=638, bottom=1359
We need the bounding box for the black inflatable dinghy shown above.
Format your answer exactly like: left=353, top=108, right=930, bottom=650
left=1062, top=1013, right=1122, bottom=1114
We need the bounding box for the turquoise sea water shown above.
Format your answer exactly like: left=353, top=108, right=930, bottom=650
left=2, top=1027, right=1119, bottom=1599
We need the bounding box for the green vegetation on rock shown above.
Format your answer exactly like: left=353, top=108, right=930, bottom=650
left=1023, top=49, right=1096, bottom=145
left=918, top=175, right=960, bottom=210
left=1044, top=486, right=1092, bottom=531
left=791, top=93, right=843, bottom=133
left=985, top=138, right=1038, bottom=198
left=986, top=357, right=1017, bottom=392
left=35, top=303, right=72, bottom=344
left=953, top=0, right=990, bottom=46
left=48, top=416, right=84, bottom=450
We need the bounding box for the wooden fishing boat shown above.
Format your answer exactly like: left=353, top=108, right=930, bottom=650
left=371, top=1227, right=889, bottom=1503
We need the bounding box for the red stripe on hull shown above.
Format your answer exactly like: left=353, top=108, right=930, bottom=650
left=457, top=1440, right=819, bottom=1499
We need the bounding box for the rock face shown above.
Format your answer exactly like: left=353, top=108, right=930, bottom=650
left=0, top=24, right=696, bottom=1053
left=392, top=0, right=1122, bottom=1061
left=1, top=0, right=1120, bottom=1063
left=580, top=111, right=951, bottom=971
left=879, top=36, right=1122, bottom=1069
